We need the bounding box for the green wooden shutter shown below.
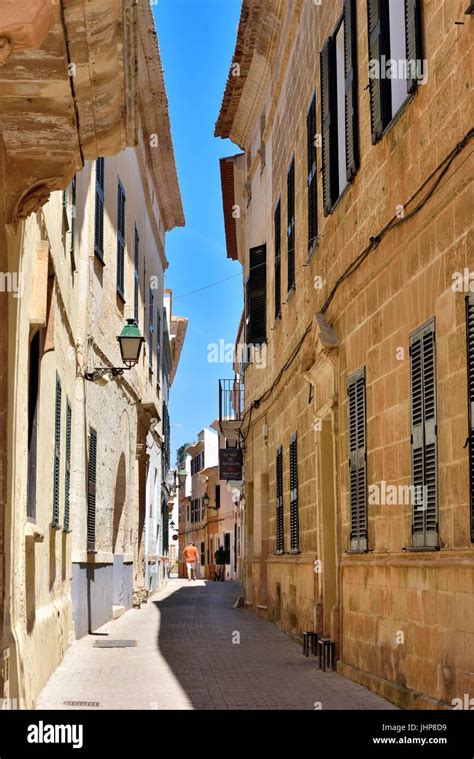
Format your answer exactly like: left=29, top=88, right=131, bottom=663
left=87, top=427, right=97, bottom=552
left=467, top=295, right=474, bottom=542
left=94, top=158, right=104, bottom=260
left=289, top=433, right=300, bottom=552
left=410, top=320, right=438, bottom=548
left=404, top=0, right=422, bottom=93
left=52, top=374, right=62, bottom=528
left=344, top=0, right=359, bottom=180
left=320, top=36, right=338, bottom=214
left=274, top=200, right=281, bottom=319
left=247, top=244, right=267, bottom=344
left=117, top=182, right=126, bottom=297
left=367, top=0, right=391, bottom=143
left=276, top=446, right=284, bottom=553
left=348, top=368, right=368, bottom=551
left=307, top=95, right=318, bottom=251
left=64, top=400, right=72, bottom=532
left=134, top=226, right=140, bottom=324
left=287, top=158, right=295, bottom=291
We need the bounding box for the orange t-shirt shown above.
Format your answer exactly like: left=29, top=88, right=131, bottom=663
left=184, top=545, right=199, bottom=562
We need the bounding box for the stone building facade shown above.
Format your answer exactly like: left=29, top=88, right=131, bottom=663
left=216, top=0, right=473, bottom=708
left=0, top=0, right=185, bottom=707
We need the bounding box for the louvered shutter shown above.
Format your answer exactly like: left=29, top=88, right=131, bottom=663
left=367, top=0, right=391, bottom=143
left=87, top=428, right=97, bottom=552
left=94, top=158, right=104, bottom=259
left=247, top=244, right=266, bottom=344
left=320, top=37, right=338, bottom=214
left=134, top=226, right=139, bottom=324
left=348, top=368, right=368, bottom=551
left=274, top=200, right=281, bottom=319
left=287, top=158, right=295, bottom=291
left=52, top=374, right=62, bottom=528
left=467, top=295, right=474, bottom=542
left=70, top=175, right=77, bottom=270
left=307, top=95, right=318, bottom=251
left=149, top=288, right=154, bottom=369
left=117, top=182, right=126, bottom=297
left=410, top=320, right=438, bottom=548
left=404, top=0, right=422, bottom=93
left=276, top=446, right=284, bottom=553
left=344, top=0, right=359, bottom=181
left=64, top=400, right=72, bottom=532
left=289, top=433, right=300, bottom=552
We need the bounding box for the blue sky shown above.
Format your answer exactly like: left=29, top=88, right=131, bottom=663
left=152, top=0, right=243, bottom=462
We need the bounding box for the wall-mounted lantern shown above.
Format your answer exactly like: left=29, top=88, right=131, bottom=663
left=85, top=319, right=144, bottom=382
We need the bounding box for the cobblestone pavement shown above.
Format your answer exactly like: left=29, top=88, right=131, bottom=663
left=36, top=579, right=398, bottom=710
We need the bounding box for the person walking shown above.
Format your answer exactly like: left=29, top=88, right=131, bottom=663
left=183, top=542, right=199, bottom=581
left=214, top=544, right=227, bottom=582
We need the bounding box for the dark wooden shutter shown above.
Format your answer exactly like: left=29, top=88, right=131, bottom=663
left=64, top=400, right=72, bottom=532
left=247, top=244, right=266, bottom=344
left=276, top=446, right=284, bottom=553
left=274, top=200, right=281, bottom=319
left=52, top=374, right=62, bottom=528
left=70, top=175, right=77, bottom=270
left=307, top=95, right=318, bottom=251
left=410, top=320, right=438, bottom=548
left=149, top=287, right=154, bottom=369
left=117, top=182, right=126, bottom=297
left=367, top=0, right=391, bottom=143
left=287, top=158, right=295, bottom=291
left=320, top=37, right=338, bottom=214
left=134, top=225, right=139, bottom=324
left=348, top=368, right=368, bottom=551
left=344, top=0, right=359, bottom=180
left=94, top=158, right=104, bottom=259
left=467, top=295, right=474, bottom=542
left=289, top=433, right=300, bottom=552
left=87, top=428, right=97, bottom=552
left=215, top=484, right=221, bottom=509
left=405, top=0, right=422, bottom=93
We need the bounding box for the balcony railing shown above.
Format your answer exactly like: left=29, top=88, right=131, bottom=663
left=219, top=379, right=244, bottom=422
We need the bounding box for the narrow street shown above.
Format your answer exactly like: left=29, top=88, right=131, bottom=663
left=36, top=580, right=396, bottom=711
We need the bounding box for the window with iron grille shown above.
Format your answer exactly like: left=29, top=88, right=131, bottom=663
left=134, top=226, right=140, bottom=324
left=348, top=367, right=368, bottom=551
left=275, top=446, right=284, bottom=554
left=410, top=319, right=438, bottom=548
left=64, top=400, right=72, bottom=532
left=289, top=433, right=300, bottom=552
left=94, top=158, right=105, bottom=260
left=467, top=295, right=474, bottom=542
left=52, top=374, right=62, bottom=528
left=287, top=158, right=295, bottom=292
left=274, top=200, right=281, bottom=319
left=116, top=181, right=126, bottom=298
left=307, top=95, right=318, bottom=253
left=87, top=428, right=97, bottom=552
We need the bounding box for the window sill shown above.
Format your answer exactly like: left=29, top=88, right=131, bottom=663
left=285, top=284, right=296, bottom=304
left=94, top=250, right=105, bottom=266
left=25, top=520, right=45, bottom=543
left=328, top=180, right=352, bottom=215
left=378, top=92, right=415, bottom=143
left=404, top=545, right=440, bottom=553
left=116, top=289, right=126, bottom=304
left=307, top=238, right=319, bottom=262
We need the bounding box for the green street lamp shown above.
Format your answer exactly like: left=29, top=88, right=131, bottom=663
left=85, top=319, right=144, bottom=382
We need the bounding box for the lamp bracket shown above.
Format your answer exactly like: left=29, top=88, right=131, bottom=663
left=84, top=366, right=129, bottom=382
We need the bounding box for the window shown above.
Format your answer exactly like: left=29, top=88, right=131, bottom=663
left=52, top=374, right=62, bottom=529
left=134, top=226, right=140, bottom=324
left=246, top=244, right=266, bottom=345
left=64, top=400, right=72, bottom=532
left=70, top=175, right=77, bottom=271
left=116, top=181, right=126, bottom=298
left=467, top=295, right=474, bottom=542
left=162, top=402, right=170, bottom=466
left=149, top=288, right=154, bottom=370
left=287, top=158, right=295, bottom=292
left=215, top=484, right=221, bottom=509
left=307, top=95, right=318, bottom=253
left=87, top=428, right=97, bottom=552
left=224, top=532, right=231, bottom=564
left=410, top=320, right=438, bottom=548
left=348, top=367, right=368, bottom=551
left=367, top=0, right=422, bottom=143
left=276, top=446, right=284, bottom=554
left=94, top=158, right=105, bottom=260
left=321, top=0, right=359, bottom=214
left=157, top=306, right=162, bottom=367
left=27, top=331, right=41, bottom=521
left=259, top=112, right=266, bottom=171
left=200, top=541, right=205, bottom=566
left=274, top=200, right=281, bottom=320
left=289, top=433, right=300, bottom=552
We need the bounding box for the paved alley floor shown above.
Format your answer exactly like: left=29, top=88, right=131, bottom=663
left=36, top=579, right=397, bottom=710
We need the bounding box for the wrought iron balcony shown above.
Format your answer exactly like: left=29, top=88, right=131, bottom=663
left=219, top=379, right=244, bottom=422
